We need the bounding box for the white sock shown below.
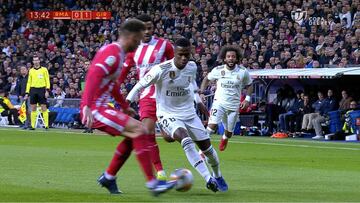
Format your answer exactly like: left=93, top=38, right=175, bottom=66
left=203, top=145, right=221, bottom=178
left=222, top=134, right=228, bottom=140
left=104, top=171, right=116, bottom=180
left=181, top=137, right=211, bottom=182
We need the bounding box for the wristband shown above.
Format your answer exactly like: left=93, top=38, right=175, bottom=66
left=245, top=95, right=251, bottom=102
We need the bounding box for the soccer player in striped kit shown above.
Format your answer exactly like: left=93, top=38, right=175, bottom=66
left=80, top=19, right=174, bottom=195
left=102, top=14, right=174, bottom=191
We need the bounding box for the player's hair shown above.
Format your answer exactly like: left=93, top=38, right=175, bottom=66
left=219, top=45, right=242, bottom=61
left=136, top=14, right=152, bottom=22
left=119, top=19, right=145, bottom=34
left=175, top=38, right=191, bottom=48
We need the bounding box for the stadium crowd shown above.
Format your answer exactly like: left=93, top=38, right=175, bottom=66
left=1, top=0, right=360, bottom=103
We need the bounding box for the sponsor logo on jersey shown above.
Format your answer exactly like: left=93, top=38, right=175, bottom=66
left=105, top=56, right=116, bottom=66
left=165, top=87, right=190, bottom=97
left=169, top=71, right=176, bottom=79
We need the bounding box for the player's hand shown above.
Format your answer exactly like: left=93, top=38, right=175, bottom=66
left=197, top=102, right=209, bottom=120
left=240, top=100, right=250, bottom=110
left=24, top=94, right=28, bottom=100
left=45, top=91, right=49, bottom=98
left=199, top=93, right=206, bottom=102
left=82, top=106, right=94, bottom=128
left=123, top=107, right=136, bottom=117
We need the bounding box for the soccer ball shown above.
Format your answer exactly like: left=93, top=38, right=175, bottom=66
left=170, top=168, right=194, bottom=192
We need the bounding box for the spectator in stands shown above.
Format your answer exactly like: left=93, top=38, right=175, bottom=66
left=339, top=90, right=353, bottom=111
left=311, top=89, right=338, bottom=140
left=65, top=88, right=79, bottom=99
left=53, top=87, right=66, bottom=107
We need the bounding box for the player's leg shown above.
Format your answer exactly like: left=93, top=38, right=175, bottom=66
left=160, top=116, right=218, bottom=192
left=220, top=110, right=237, bottom=151
left=101, top=137, right=133, bottom=194
left=92, top=108, right=175, bottom=195
left=186, top=116, right=228, bottom=192
left=207, top=102, right=223, bottom=135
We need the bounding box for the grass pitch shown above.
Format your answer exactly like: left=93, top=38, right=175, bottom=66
left=0, top=128, right=359, bottom=202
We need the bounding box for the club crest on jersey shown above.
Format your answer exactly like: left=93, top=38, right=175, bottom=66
left=221, top=70, right=225, bottom=77
left=105, top=56, right=116, bottom=66
left=188, top=76, right=191, bottom=83
left=169, top=71, right=176, bottom=79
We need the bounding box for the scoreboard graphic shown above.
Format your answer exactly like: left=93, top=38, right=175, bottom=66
left=26, top=11, right=111, bottom=20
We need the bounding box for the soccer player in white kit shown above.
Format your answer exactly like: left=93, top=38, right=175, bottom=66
left=199, top=46, right=253, bottom=151
left=127, top=38, right=228, bottom=192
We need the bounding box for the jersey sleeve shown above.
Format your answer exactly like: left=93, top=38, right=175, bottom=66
left=207, top=67, right=219, bottom=81
left=138, top=65, right=162, bottom=87
left=44, top=68, right=50, bottom=89
left=92, top=45, right=121, bottom=76
left=126, top=65, right=162, bottom=102
left=242, top=69, right=253, bottom=86
left=164, top=40, right=174, bottom=59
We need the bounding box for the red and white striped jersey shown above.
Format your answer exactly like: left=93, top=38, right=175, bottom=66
left=125, top=36, right=174, bottom=100
left=81, top=43, right=129, bottom=110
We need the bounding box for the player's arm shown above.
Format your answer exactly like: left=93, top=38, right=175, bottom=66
left=126, top=65, right=162, bottom=102
left=199, top=68, right=217, bottom=100
left=111, top=81, right=130, bottom=110
left=118, top=53, right=135, bottom=84
left=240, top=70, right=253, bottom=109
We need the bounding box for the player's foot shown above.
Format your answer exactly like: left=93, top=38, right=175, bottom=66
left=215, top=176, right=228, bottom=192
left=156, top=170, right=167, bottom=181
left=312, top=135, right=324, bottom=140
left=206, top=177, right=218, bottom=192
left=219, top=138, right=228, bottom=151
left=97, top=173, right=122, bottom=194
left=45, top=127, right=49, bottom=130
left=147, top=179, right=176, bottom=196
left=29, top=127, right=35, bottom=130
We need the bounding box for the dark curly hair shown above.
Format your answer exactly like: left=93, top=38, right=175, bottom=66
left=218, top=45, right=242, bottom=61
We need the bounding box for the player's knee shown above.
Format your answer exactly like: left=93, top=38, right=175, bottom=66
left=173, top=128, right=189, bottom=143
left=161, top=130, right=175, bottom=142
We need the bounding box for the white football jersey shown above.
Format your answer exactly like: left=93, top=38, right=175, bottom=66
left=207, top=64, right=252, bottom=111
left=136, top=59, right=199, bottom=119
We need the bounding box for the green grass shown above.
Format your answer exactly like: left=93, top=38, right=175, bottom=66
left=0, top=128, right=359, bottom=202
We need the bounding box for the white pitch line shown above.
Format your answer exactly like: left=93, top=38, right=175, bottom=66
left=1, top=128, right=359, bottom=151
left=217, top=139, right=360, bottom=151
